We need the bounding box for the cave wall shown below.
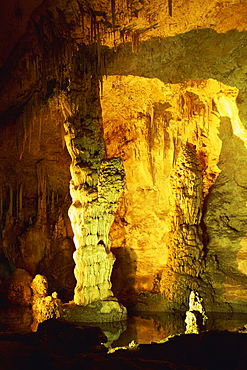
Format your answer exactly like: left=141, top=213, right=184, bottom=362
left=1, top=0, right=247, bottom=312
left=0, top=101, right=75, bottom=302
left=102, top=76, right=247, bottom=312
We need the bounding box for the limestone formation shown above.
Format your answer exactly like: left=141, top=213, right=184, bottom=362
left=2, top=0, right=247, bottom=317
left=31, top=274, right=62, bottom=331
left=159, top=143, right=205, bottom=307
left=168, top=143, right=204, bottom=277
left=185, top=291, right=208, bottom=334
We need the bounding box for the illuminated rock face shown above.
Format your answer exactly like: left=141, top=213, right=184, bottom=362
left=70, top=158, right=125, bottom=306
left=2, top=0, right=247, bottom=314
left=160, top=143, right=205, bottom=307
left=0, top=105, right=75, bottom=302
left=31, top=274, right=62, bottom=331
left=61, top=70, right=126, bottom=313
left=102, top=76, right=247, bottom=311
left=7, top=268, right=32, bottom=306
left=167, top=143, right=204, bottom=278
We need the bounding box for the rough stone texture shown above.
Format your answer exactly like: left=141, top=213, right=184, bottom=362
left=7, top=268, right=32, bottom=306
left=62, top=299, right=127, bottom=323
left=161, top=143, right=205, bottom=304
left=1, top=0, right=247, bottom=314
left=185, top=291, right=208, bottom=334
left=0, top=103, right=75, bottom=302
left=31, top=274, right=62, bottom=331
left=59, top=56, right=127, bottom=317
left=102, top=76, right=242, bottom=311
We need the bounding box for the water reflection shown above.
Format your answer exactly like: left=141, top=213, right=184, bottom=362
left=112, top=312, right=185, bottom=347
left=1, top=307, right=247, bottom=346
left=112, top=311, right=247, bottom=347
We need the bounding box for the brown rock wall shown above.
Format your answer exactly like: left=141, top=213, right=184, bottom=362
left=0, top=103, right=75, bottom=302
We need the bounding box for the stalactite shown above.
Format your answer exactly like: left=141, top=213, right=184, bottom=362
left=168, top=0, right=172, bottom=16
left=9, top=184, right=13, bottom=218
left=161, top=143, right=205, bottom=305
left=18, top=183, right=23, bottom=219
left=37, top=161, right=47, bottom=225
left=150, top=105, right=154, bottom=127
left=60, top=123, right=66, bottom=149
left=97, top=22, right=101, bottom=67
left=0, top=186, right=3, bottom=222
left=16, top=184, right=19, bottom=218
left=132, top=31, right=140, bottom=53
left=111, top=0, right=116, bottom=32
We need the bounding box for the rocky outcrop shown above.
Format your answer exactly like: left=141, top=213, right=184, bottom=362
left=1, top=320, right=247, bottom=369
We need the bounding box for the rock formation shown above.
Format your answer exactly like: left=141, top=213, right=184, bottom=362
left=31, top=274, right=62, bottom=331
left=1, top=0, right=247, bottom=320
left=185, top=291, right=208, bottom=334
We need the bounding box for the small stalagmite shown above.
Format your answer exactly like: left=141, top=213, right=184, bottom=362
left=31, top=274, right=62, bottom=332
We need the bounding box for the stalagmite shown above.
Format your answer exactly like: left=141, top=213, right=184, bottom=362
left=31, top=274, right=62, bottom=332
left=185, top=291, right=208, bottom=334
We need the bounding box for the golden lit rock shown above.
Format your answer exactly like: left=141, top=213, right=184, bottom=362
left=31, top=274, right=62, bottom=331
left=2, top=0, right=247, bottom=320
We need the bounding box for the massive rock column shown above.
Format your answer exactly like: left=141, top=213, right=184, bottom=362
left=168, top=143, right=204, bottom=277
left=60, top=49, right=126, bottom=321
left=161, top=142, right=205, bottom=308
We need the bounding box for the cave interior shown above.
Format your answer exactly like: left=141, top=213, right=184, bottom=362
left=1, top=0, right=247, bottom=368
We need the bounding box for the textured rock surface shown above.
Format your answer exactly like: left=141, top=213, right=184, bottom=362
left=102, top=76, right=243, bottom=310
left=1, top=0, right=247, bottom=314
left=0, top=104, right=75, bottom=302
left=31, top=274, right=62, bottom=331
left=7, top=268, right=32, bottom=306
left=59, top=58, right=127, bottom=317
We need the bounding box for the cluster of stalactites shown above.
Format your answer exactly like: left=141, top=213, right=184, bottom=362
left=168, top=142, right=204, bottom=277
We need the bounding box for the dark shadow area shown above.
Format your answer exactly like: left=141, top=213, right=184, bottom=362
left=203, top=116, right=247, bottom=308
left=2, top=317, right=247, bottom=369
left=107, top=28, right=247, bottom=87
left=111, top=246, right=138, bottom=310
left=105, top=28, right=247, bottom=126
